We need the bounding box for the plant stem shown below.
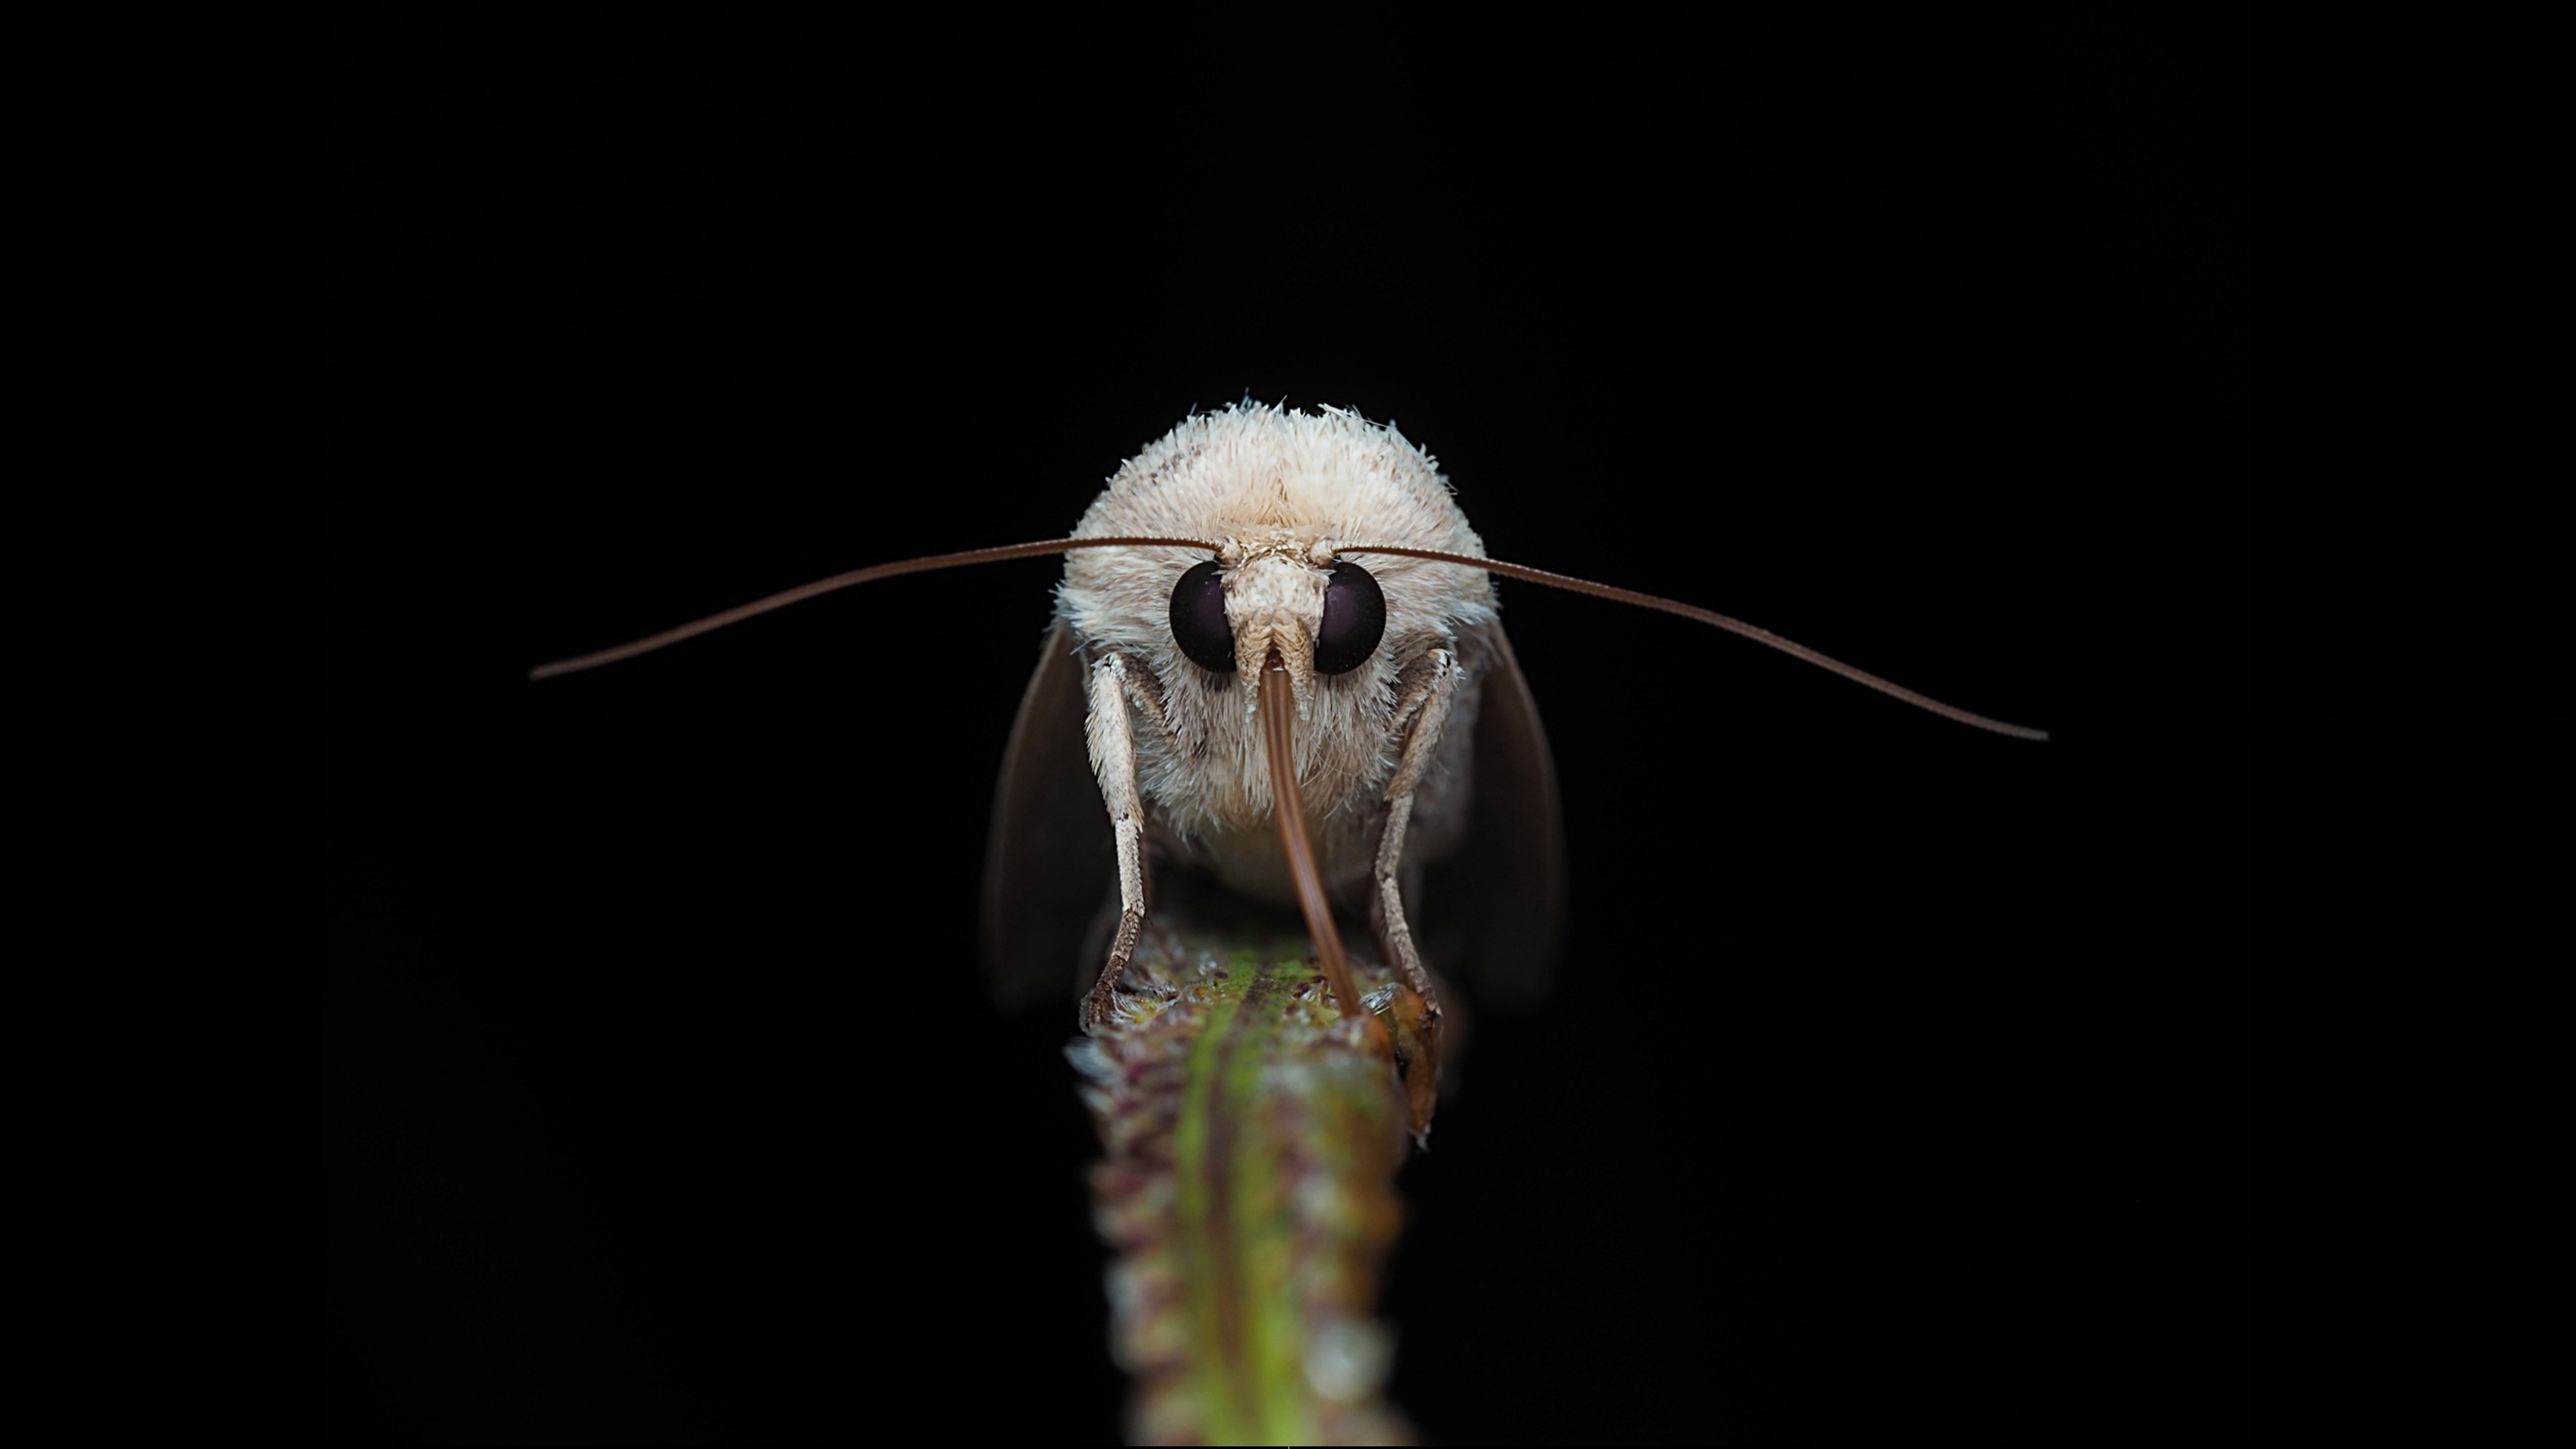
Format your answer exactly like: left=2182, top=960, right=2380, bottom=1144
left=1071, top=897, right=1439, bottom=1445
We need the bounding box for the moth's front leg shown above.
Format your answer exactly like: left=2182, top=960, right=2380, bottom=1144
left=1080, top=650, right=1167, bottom=1029
left=1374, top=648, right=1460, bottom=1021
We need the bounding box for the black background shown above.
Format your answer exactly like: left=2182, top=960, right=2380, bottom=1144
left=176, top=15, right=2288, bottom=1445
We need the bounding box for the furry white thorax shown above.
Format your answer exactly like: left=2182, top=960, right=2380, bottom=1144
left=1058, top=402, right=1499, bottom=904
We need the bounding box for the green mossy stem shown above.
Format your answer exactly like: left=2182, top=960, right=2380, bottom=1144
left=1075, top=902, right=1436, bottom=1445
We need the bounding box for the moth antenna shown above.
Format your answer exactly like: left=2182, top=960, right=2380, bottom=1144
left=1336, top=545, right=2050, bottom=741
left=529, top=536, right=1222, bottom=680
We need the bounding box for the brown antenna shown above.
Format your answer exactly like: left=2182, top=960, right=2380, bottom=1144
left=1337, top=544, right=2049, bottom=741
left=529, top=536, right=1222, bottom=680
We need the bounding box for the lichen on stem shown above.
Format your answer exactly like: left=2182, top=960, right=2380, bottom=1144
left=1071, top=890, right=1438, bottom=1445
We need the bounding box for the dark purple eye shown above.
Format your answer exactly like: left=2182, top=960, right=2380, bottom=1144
left=1313, top=561, right=1385, bottom=675
left=1169, top=560, right=1236, bottom=673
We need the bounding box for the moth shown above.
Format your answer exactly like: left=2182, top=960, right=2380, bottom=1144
left=533, top=402, right=2044, bottom=1052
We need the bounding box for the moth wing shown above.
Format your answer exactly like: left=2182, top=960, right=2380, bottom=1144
left=981, top=618, right=1114, bottom=1008
left=1423, top=623, right=1566, bottom=1004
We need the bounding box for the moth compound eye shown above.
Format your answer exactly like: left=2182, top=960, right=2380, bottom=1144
left=1168, top=560, right=1237, bottom=673
left=1313, top=561, right=1386, bottom=675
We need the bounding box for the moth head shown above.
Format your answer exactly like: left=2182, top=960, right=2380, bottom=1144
left=1167, top=543, right=1388, bottom=716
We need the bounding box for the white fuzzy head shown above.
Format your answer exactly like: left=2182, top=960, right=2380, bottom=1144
left=1057, top=403, right=1497, bottom=890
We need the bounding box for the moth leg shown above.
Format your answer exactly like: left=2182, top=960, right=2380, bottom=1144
left=1080, top=650, right=1167, bottom=1029
left=1373, top=648, right=1460, bottom=1020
